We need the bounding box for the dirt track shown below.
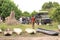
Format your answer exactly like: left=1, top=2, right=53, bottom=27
left=0, top=36, right=60, bottom=40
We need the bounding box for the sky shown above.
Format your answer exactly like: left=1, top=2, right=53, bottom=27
left=13, top=0, right=60, bottom=13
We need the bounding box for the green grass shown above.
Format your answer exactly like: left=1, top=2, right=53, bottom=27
left=35, top=22, right=58, bottom=31
left=0, top=22, right=58, bottom=31
left=37, top=25, right=58, bottom=31
left=0, top=23, right=32, bottom=31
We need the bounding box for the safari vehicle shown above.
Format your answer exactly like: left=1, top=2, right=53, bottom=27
left=35, top=11, right=52, bottom=25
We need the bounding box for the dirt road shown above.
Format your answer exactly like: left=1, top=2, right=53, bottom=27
left=0, top=36, right=60, bottom=40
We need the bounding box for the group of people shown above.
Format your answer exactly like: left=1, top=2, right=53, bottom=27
left=19, top=16, right=30, bottom=24
left=19, top=16, right=40, bottom=29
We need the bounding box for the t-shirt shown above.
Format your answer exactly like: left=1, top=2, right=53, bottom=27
left=31, top=17, right=35, bottom=22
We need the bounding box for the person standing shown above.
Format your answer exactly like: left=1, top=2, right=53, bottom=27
left=36, top=18, right=40, bottom=25
left=19, top=17, right=22, bottom=24
left=31, top=16, right=35, bottom=29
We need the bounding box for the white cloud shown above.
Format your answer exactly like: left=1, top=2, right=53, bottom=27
left=13, top=0, right=60, bottom=13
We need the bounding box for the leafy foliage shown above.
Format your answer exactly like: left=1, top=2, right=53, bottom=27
left=31, top=11, right=37, bottom=16
left=53, top=2, right=59, bottom=8
left=22, top=11, right=30, bottom=17
left=0, top=0, right=22, bottom=20
left=50, top=7, right=60, bottom=23
left=42, top=2, right=59, bottom=10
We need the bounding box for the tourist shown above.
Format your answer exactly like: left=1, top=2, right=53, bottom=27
left=19, top=17, right=22, bottom=24
left=31, top=16, right=35, bottom=29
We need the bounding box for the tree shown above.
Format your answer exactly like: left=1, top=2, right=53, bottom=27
left=0, top=0, right=22, bottom=20
left=42, top=2, right=59, bottom=10
left=31, top=11, right=37, bottom=16
left=53, top=2, right=59, bottom=8
left=22, top=11, right=30, bottom=17
left=42, top=2, right=53, bottom=10
left=49, top=8, right=56, bottom=18
left=50, top=7, right=60, bottom=23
